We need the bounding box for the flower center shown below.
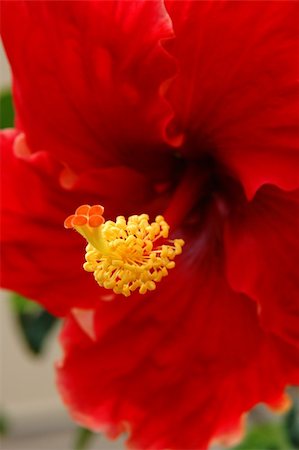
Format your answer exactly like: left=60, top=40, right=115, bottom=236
left=64, top=205, right=184, bottom=297
left=163, top=164, right=210, bottom=228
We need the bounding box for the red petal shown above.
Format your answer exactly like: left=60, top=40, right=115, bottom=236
left=57, top=221, right=299, bottom=449
left=1, top=1, right=174, bottom=172
left=225, top=185, right=299, bottom=349
left=165, top=1, right=299, bottom=198
left=71, top=309, right=96, bottom=342
left=0, top=130, right=158, bottom=316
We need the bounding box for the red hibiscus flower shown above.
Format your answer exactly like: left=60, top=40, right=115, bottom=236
left=1, top=1, right=299, bottom=449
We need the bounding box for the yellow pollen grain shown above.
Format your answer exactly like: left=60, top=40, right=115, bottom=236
left=65, top=205, right=184, bottom=297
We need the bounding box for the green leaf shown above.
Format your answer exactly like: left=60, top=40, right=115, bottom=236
left=0, top=412, right=9, bottom=436
left=232, top=422, right=293, bottom=450
left=0, top=90, right=14, bottom=129
left=10, top=293, right=58, bottom=355
left=285, top=402, right=299, bottom=448
left=74, top=427, right=96, bottom=450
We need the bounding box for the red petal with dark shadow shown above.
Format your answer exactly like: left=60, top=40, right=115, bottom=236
left=225, top=185, right=299, bottom=349
left=57, top=210, right=299, bottom=449
left=0, top=130, right=161, bottom=316
left=165, top=1, right=299, bottom=198
left=1, top=1, right=175, bottom=172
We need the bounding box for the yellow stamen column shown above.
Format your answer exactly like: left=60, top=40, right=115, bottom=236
left=65, top=205, right=184, bottom=297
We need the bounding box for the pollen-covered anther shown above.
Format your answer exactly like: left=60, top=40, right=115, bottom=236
left=65, top=206, right=184, bottom=297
